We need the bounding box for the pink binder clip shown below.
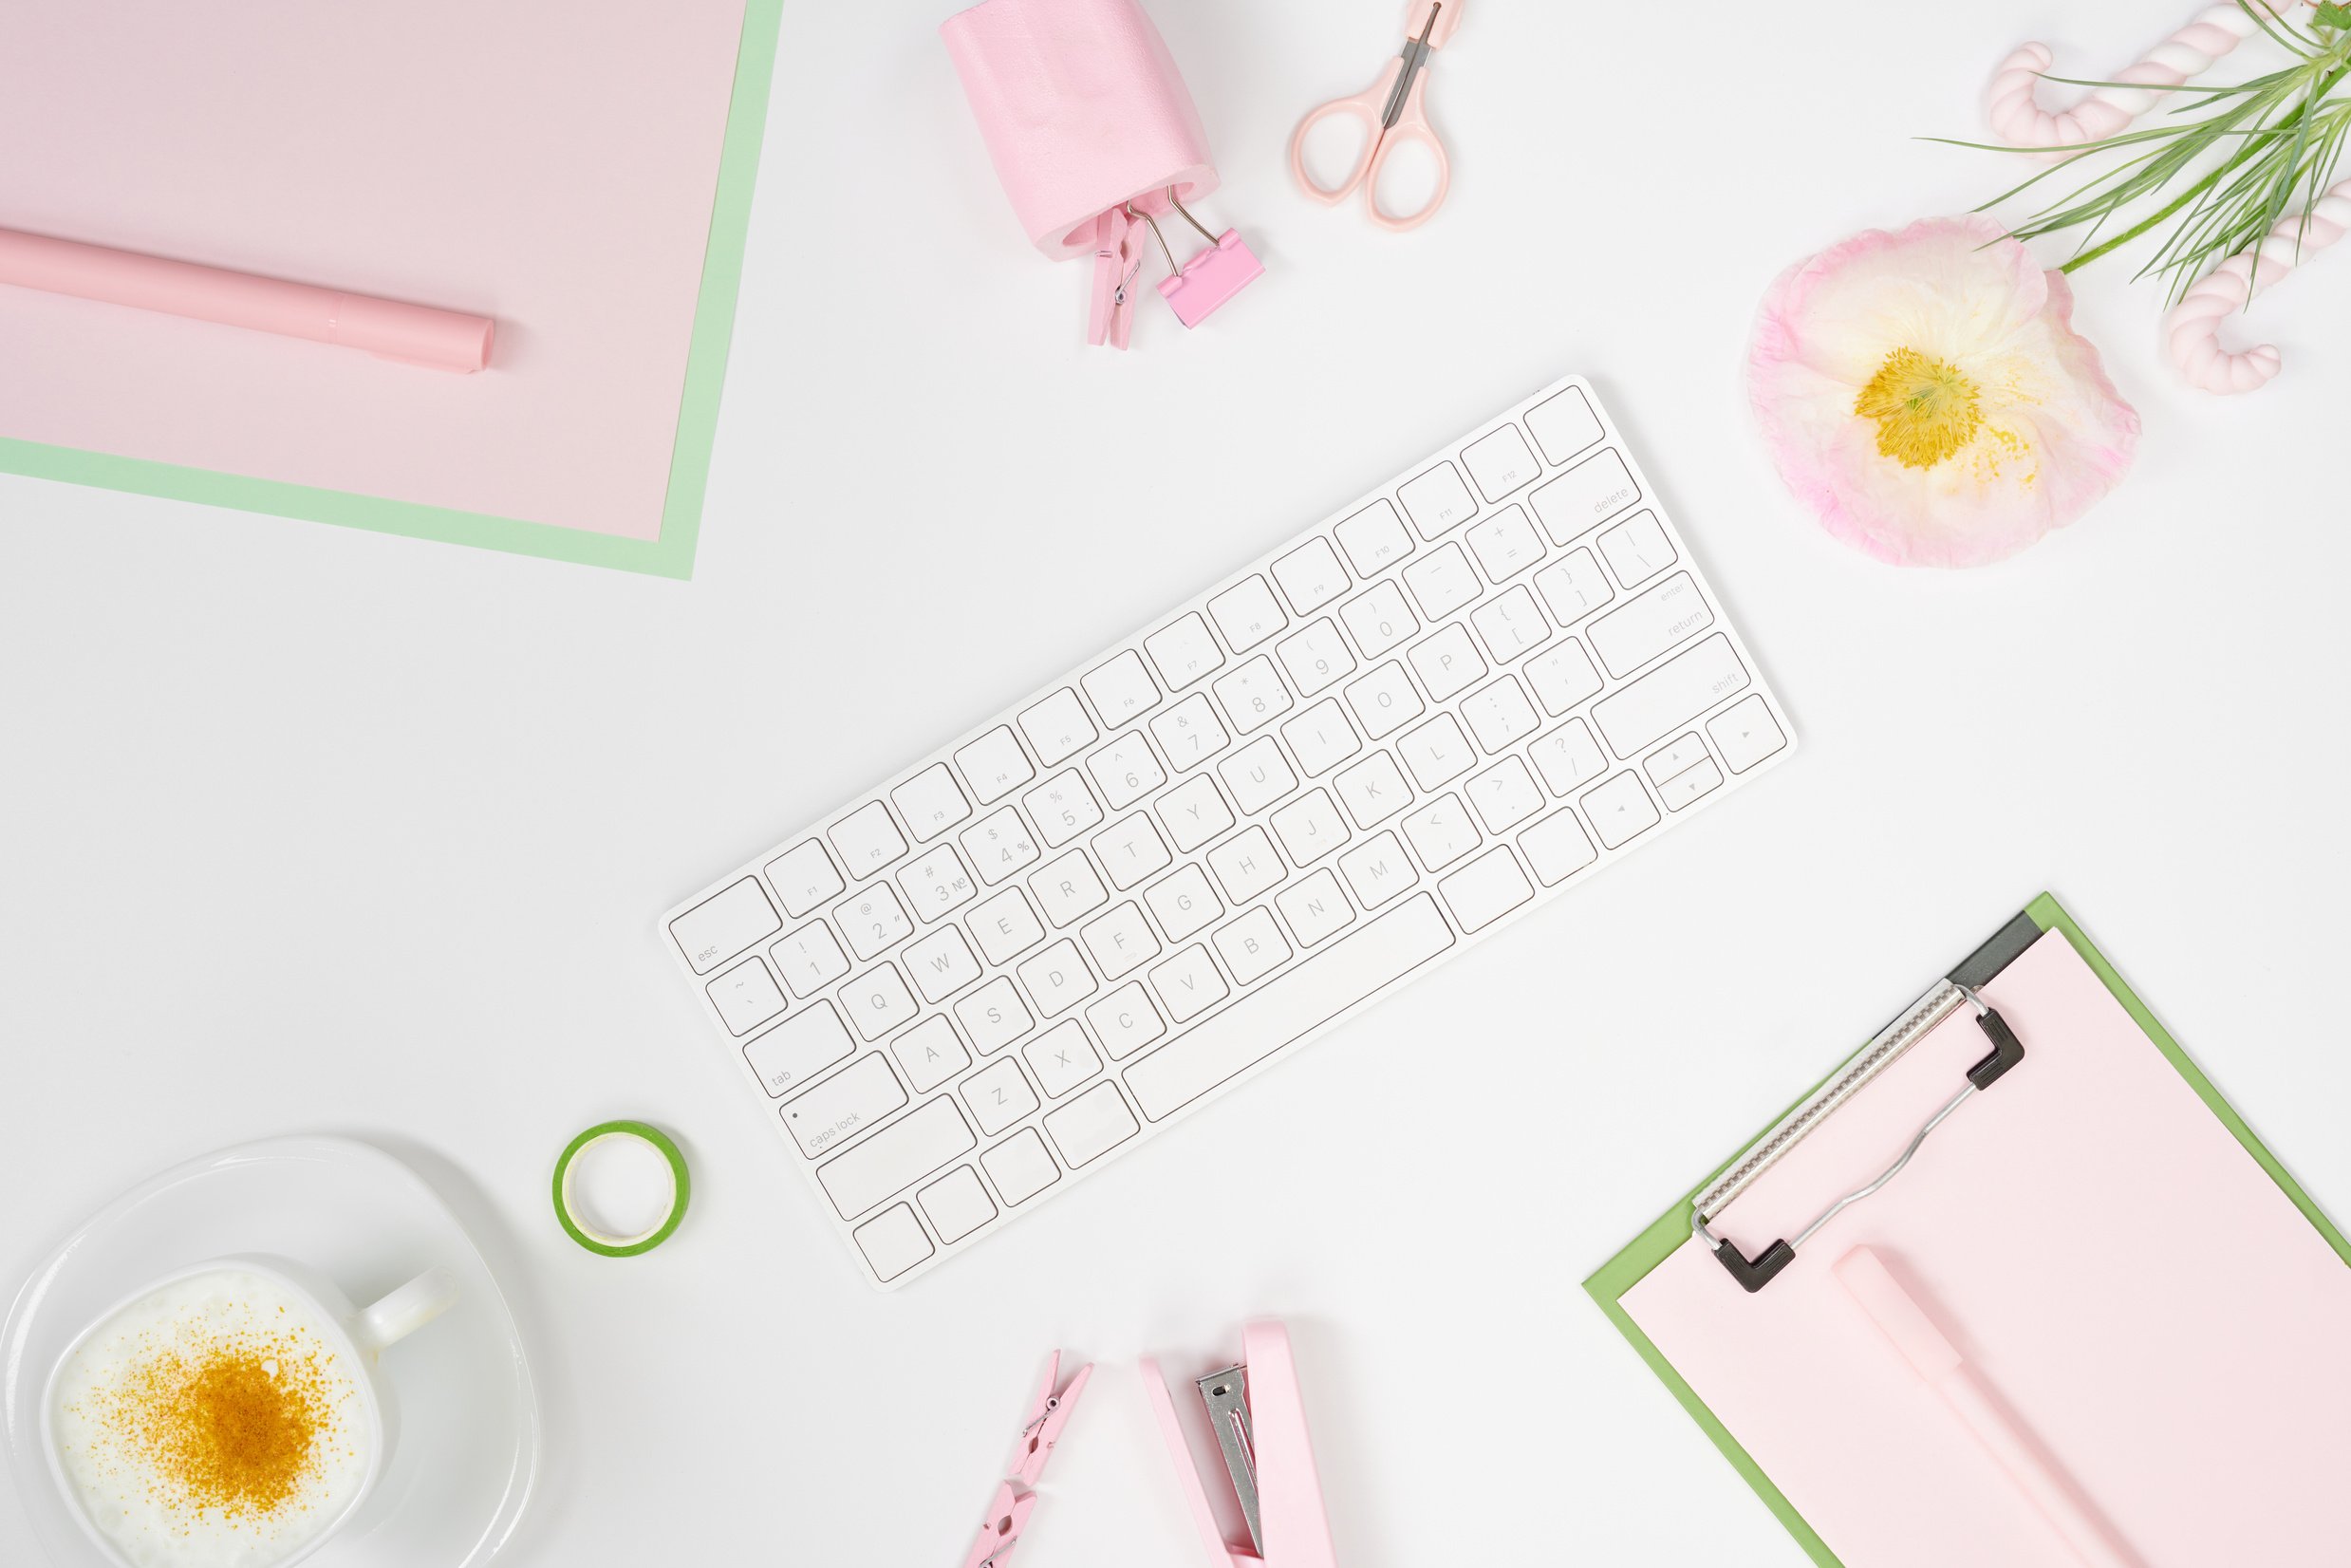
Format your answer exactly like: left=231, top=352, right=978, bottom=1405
left=958, top=1351, right=1092, bottom=1568
left=1128, top=193, right=1264, bottom=329
left=1142, top=1320, right=1337, bottom=1568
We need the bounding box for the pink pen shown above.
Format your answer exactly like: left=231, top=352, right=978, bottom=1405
left=0, top=227, right=494, bottom=372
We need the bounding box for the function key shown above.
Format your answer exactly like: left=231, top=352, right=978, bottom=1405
left=890, top=763, right=972, bottom=843
left=765, top=839, right=845, bottom=917
left=1143, top=612, right=1226, bottom=691
left=1397, top=461, right=1478, bottom=539
left=1081, top=649, right=1162, bottom=727
left=1017, top=688, right=1099, bottom=766
left=1206, top=574, right=1290, bottom=653
left=952, top=726, right=1035, bottom=806
left=829, top=800, right=907, bottom=879
left=1461, top=423, right=1541, bottom=502
left=1524, top=385, right=1605, bottom=465
left=1271, top=537, right=1351, bottom=615
left=1334, top=499, right=1414, bottom=575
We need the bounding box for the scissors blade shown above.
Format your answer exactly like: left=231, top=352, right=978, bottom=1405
left=1379, top=4, right=1443, bottom=128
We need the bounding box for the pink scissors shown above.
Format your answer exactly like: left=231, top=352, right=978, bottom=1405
left=1288, top=0, right=1464, bottom=232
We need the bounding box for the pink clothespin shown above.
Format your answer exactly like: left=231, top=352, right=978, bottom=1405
left=959, top=1351, right=1093, bottom=1568
left=1142, top=1321, right=1337, bottom=1568
left=1088, top=210, right=1140, bottom=350
left=1127, top=193, right=1264, bottom=329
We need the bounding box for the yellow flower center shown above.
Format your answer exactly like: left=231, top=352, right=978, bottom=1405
left=1854, top=347, right=1984, bottom=470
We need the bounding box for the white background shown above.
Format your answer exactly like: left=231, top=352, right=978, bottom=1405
left=6, top=2, right=2349, bottom=1563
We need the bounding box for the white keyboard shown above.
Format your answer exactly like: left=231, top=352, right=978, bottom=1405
left=663, top=375, right=1795, bottom=1288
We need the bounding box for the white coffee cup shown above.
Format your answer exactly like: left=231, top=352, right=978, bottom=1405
left=43, top=1256, right=458, bottom=1568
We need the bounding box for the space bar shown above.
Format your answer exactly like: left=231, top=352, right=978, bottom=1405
left=1125, top=893, right=1455, bottom=1121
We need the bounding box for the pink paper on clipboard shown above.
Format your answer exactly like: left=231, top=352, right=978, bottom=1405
left=0, top=2, right=746, bottom=540
left=1621, top=929, right=2351, bottom=1568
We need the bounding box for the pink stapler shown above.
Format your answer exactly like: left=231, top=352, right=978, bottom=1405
left=960, top=1351, right=1092, bottom=1568
left=1142, top=1320, right=1337, bottom=1568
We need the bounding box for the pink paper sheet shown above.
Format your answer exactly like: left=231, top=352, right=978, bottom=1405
left=0, top=2, right=745, bottom=540
left=1622, top=930, right=2351, bottom=1568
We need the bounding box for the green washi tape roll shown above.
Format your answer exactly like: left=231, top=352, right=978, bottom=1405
left=552, top=1120, right=690, bottom=1257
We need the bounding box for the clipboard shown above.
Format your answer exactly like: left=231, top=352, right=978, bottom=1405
left=1586, top=894, right=2351, bottom=1568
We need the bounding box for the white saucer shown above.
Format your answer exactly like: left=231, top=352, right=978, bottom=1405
left=3, top=1136, right=541, bottom=1568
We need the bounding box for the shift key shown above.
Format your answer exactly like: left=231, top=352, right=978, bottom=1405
left=816, top=1096, right=975, bottom=1219
left=1592, top=633, right=1749, bottom=758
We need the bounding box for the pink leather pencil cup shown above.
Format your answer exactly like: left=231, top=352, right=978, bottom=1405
left=0, top=228, right=494, bottom=372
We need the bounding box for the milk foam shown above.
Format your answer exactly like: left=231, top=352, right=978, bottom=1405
left=50, top=1269, right=371, bottom=1568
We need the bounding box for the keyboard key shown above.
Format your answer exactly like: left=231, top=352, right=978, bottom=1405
left=1465, top=504, right=1545, bottom=582
left=892, top=763, right=971, bottom=843
left=1534, top=549, right=1614, bottom=625
left=1524, top=384, right=1604, bottom=463
left=1401, top=541, right=1481, bottom=622
left=1271, top=536, right=1350, bottom=614
left=1212, top=655, right=1296, bottom=736
left=1148, top=944, right=1230, bottom=1022
left=1080, top=901, right=1162, bottom=978
left=766, top=842, right=845, bottom=919
left=1530, top=719, right=1609, bottom=795
left=1470, top=585, right=1550, bottom=664
left=1520, top=809, right=1598, bottom=885
left=1149, top=692, right=1232, bottom=771
left=843, top=963, right=919, bottom=1039
left=1219, top=735, right=1298, bottom=814
left=1334, top=751, right=1412, bottom=829
left=1334, top=499, right=1414, bottom=575
left=1397, top=460, right=1478, bottom=538
left=981, top=1129, right=1059, bottom=1204
left=1087, top=731, right=1166, bottom=809
left=1270, top=788, right=1352, bottom=866
left=1461, top=423, right=1541, bottom=501
left=1707, top=693, right=1788, bottom=773
left=1582, top=771, right=1662, bottom=849
left=707, top=957, right=787, bottom=1035
left=819, top=1096, right=975, bottom=1218
left=773, top=922, right=850, bottom=997
left=1023, top=771, right=1104, bottom=848
left=954, top=975, right=1034, bottom=1054
left=1337, top=830, right=1419, bottom=907
left=1531, top=449, right=1640, bottom=542
left=892, top=1016, right=971, bottom=1092
left=1658, top=757, right=1725, bottom=811
left=1589, top=572, right=1712, bottom=678
left=1275, top=868, right=1356, bottom=947
left=1275, top=619, right=1357, bottom=697
left=1408, top=622, right=1488, bottom=701
left=743, top=1000, right=855, bottom=1095
left=953, top=727, right=1036, bottom=805
left=1145, top=864, right=1223, bottom=943
left=1017, top=938, right=1098, bottom=1016
left=672, top=877, right=780, bottom=974
left=1156, top=775, right=1235, bottom=851
left=1525, top=640, right=1604, bottom=717
left=1465, top=756, right=1543, bottom=832
left=838, top=884, right=914, bottom=960
left=1213, top=906, right=1294, bottom=984
left=960, top=806, right=1040, bottom=886
left=1017, top=688, right=1098, bottom=766
left=1644, top=733, right=1710, bottom=784
left=1206, top=575, right=1289, bottom=652
left=1597, top=510, right=1676, bottom=588
left=962, top=1058, right=1040, bottom=1135
left=1093, top=814, right=1172, bottom=889
left=1280, top=699, right=1362, bottom=777
left=830, top=801, right=908, bottom=879
left=1592, top=633, right=1749, bottom=757
left=918, top=1166, right=998, bottom=1243
left=1082, top=650, right=1162, bottom=728
left=1438, top=847, right=1535, bottom=932
left=897, top=846, right=977, bottom=922
left=1401, top=793, right=1481, bottom=870
left=1023, top=1019, right=1103, bottom=1098
left=1338, top=580, right=1418, bottom=659
left=781, top=1054, right=907, bottom=1158
left=853, top=1204, right=934, bottom=1281
left=1126, top=894, right=1453, bottom=1120
left=1343, top=662, right=1426, bottom=739
left=1086, top=982, right=1167, bottom=1060
left=1461, top=677, right=1539, bottom=753
left=1044, top=1082, right=1140, bottom=1167
left=905, top=924, right=981, bottom=1002
left=1205, top=826, right=1285, bottom=905
left=1397, top=713, right=1477, bottom=790
left=967, top=887, right=1045, bottom=964
left=1143, top=613, right=1226, bottom=691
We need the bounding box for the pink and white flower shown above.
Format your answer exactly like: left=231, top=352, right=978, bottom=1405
left=1747, top=215, right=2139, bottom=568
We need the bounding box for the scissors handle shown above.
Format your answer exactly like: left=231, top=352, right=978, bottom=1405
left=1288, top=62, right=1401, bottom=206
left=1360, top=69, right=1449, bottom=232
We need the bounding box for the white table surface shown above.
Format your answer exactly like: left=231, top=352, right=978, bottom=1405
left=7, top=3, right=2349, bottom=1563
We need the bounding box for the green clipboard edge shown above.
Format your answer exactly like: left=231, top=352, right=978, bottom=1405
left=1581, top=893, right=2351, bottom=1568
left=0, top=0, right=783, bottom=581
